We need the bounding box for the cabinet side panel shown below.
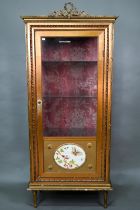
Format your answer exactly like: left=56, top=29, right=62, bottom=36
left=25, top=23, right=34, bottom=181
left=105, top=23, right=114, bottom=182
left=25, top=23, right=38, bottom=181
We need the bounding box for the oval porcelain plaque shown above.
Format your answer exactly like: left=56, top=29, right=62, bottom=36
left=54, top=144, right=86, bottom=169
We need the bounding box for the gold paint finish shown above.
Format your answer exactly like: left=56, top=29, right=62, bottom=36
left=48, top=144, right=52, bottom=149
left=33, top=191, right=37, bottom=208
left=88, top=164, right=93, bottom=169
left=43, top=139, right=96, bottom=178
left=35, top=29, right=104, bottom=181
left=87, top=143, right=92, bottom=148
left=104, top=191, right=108, bottom=208
left=48, top=2, right=89, bottom=18
left=22, top=1, right=117, bottom=200
left=48, top=165, right=53, bottom=170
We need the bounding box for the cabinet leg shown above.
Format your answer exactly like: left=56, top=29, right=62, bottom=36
left=33, top=191, right=37, bottom=208
left=104, top=191, right=108, bottom=208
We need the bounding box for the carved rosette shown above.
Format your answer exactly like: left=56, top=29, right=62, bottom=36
left=48, top=2, right=89, bottom=18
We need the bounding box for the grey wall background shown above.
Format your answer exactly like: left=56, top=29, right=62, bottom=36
left=0, top=0, right=140, bottom=209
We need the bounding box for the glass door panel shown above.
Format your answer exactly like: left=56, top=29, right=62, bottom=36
left=41, top=37, right=98, bottom=137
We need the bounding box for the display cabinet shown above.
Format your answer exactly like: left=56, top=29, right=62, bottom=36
left=21, top=2, right=117, bottom=208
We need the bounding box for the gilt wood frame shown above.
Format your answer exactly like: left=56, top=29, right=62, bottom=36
left=35, top=30, right=103, bottom=181
left=22, top=13, right=117, bottom=191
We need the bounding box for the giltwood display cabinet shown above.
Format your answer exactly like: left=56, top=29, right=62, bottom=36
left=21, top=2, right=117, bottom=208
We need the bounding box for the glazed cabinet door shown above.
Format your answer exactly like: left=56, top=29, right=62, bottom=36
left=34, top=30, right=105, bottom=182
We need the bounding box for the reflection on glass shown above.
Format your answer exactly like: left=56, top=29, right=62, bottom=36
left=41, top=37, right=98, bottom=136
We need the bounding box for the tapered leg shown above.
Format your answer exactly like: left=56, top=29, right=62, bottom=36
left=104, top=191, right=108, bottom=208
left=33, top=191, right=37, bottom=208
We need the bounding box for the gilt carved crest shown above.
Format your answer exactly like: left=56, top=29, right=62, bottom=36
left=48, top=2, right=89, bottom=18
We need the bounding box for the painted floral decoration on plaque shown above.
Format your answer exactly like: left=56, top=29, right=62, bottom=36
left=54, top=144, right=86, bottom=169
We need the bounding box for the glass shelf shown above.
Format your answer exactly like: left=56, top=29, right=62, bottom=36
left=43, top=96, right=97, bottom=99
left=42, top=61, right=98, bottom=63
